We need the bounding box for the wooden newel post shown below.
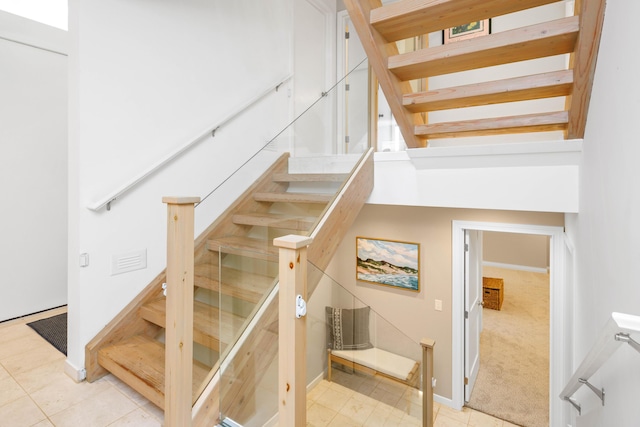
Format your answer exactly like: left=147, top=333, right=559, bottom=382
left=163, top=196, right=200, bottom=427
left=421, top=338, right=435, bottom=427
left=274, top=235, right=313, bottom=427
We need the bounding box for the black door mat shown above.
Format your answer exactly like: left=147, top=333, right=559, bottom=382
left=27, top=312, right=67, bottom=356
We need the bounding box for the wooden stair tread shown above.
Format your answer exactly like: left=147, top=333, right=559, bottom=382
left=98, top=335, right=210, bottom=409
left=253, top=191, right=333, bottom=204
left=140, top=299, right=246, bottom=350
left=207, top=235, right=279, bottom=259
left=388, top=16, right=579, bottom=81
left=414, top=111, right=569, bottom=139
left=232, top=212, right=316, bottom=231
left=370, top=0, right=559, bottom=42
left=194, top=263, right=276, bottom=304
left=404, top=70, right=573, bottom=113
left=272, top=172, right=349, bottom=183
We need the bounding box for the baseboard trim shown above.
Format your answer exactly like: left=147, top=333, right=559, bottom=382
left=434, top=394, right=457, bottom=410
left=64, top=359, right=86, bottom=383
left=483, top=261, right=548, bottom=274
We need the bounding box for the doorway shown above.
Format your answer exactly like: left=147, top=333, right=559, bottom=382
left=467, top=231, right=551, bottom=426
left=451, top=221, right=567, bottom=427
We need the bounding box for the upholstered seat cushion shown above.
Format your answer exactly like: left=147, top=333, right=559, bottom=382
left=330, top=347, right=417, bottom=382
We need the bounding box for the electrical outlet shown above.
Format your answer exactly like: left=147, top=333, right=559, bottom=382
left=435, top=299, right=443, bottom=311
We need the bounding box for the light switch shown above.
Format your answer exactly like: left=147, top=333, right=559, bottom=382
left=79, top=253, right=89, bottom=268
left=435, top=299, right=443, bottom=311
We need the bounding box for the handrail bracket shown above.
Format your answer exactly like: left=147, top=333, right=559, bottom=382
left=615, top=332, right=640, bottom=354
left=564, top=396, right=582, bottom=415
left=578, top=378, right=605, bottom=406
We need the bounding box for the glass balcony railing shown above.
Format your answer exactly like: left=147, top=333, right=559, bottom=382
left=213, top=258, right=424, bottom=427
left=306, top=262, right=424, bottom=426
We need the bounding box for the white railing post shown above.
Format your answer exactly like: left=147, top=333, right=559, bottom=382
left=421, top=338, right=435, bottom=427
left=163, top=196, right=200, bottom=427
left=274, top=235, right=313, bottom=427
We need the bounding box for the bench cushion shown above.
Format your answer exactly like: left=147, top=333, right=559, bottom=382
left=331, top=347, right=417, bottom=381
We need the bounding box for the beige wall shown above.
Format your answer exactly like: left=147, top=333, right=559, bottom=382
left=483, top=232, right=550, bottom=270
left=325, top=204, right=564, bottom=400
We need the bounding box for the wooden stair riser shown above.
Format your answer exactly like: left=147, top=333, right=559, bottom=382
left=271, top=173, right=349, bottom=183
left=232, top=212, right=315, bottom=231
left=193, top=264, right=276, bottom=305
left=253, top=191, right=333, bottom=204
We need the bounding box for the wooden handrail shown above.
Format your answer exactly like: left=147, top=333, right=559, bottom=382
left=87, top=75, right=292, bottom=212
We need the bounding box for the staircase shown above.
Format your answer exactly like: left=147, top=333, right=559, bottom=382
left=84, top=150, right=374, bottom=424
left=345, top=0, right=605, bottom=148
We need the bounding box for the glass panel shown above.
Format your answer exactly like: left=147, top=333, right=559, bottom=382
left=218, top=246, right=279, bottom=426
left=187, top=53, right=372, bottom=422
left=306, top=262, right=423, bottom=425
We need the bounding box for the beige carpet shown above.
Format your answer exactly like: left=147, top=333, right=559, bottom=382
left=466, top=267, right=549, bottom=427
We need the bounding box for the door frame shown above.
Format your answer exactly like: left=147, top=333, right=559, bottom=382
left=451, top=220, right=566, bottom=426
left=464, top=229, right=483, bottom=402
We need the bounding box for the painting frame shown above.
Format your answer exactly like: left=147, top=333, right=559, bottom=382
left=443, top=19, right=491, bottom=44
left=356, top=237, right=420, bottom=292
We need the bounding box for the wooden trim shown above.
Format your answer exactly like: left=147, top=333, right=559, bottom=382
left=164, top=198, right=197, bottom=427
left=567, top=0, right=607, bottom=138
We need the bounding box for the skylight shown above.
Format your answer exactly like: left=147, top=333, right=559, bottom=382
left=0, top=0, right=67, bottom=30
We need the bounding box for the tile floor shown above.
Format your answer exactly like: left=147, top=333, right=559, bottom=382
left=313, top=368, right=520, bottom=427
left=0, top=308, right=516, bottom=426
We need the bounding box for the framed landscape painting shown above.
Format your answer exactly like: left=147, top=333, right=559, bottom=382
left=356, top=237, right=420, bottom=292
left=443, top=19, right=491, bottom=44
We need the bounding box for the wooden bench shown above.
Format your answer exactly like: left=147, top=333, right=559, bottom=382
left=327, top=347, right=420, bottom=388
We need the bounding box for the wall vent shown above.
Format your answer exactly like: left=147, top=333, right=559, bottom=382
left=111, top=249, right=147, bottom=276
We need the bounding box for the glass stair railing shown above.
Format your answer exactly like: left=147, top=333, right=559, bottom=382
left=182, top=54, right=373, bottom=422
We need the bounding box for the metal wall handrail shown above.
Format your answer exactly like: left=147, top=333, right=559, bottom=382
left=87, top=73, right=293, bottom=212
left=560, top=312, right=640, bottom=414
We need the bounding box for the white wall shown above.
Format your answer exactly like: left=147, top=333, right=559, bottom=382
left=67, top=0, right=294, bottom=371
left=370, top=141, right=580, bottom=214
left=0, top=11, right=67, bottom=321
left=564, top=1, right=640, bottom=425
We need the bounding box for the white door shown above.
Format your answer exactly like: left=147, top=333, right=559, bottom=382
left=464, top=229, right=483, bottom=402
left=293, top=0, right=334, bottom=156
left=337, top=11, right=368, bottom=154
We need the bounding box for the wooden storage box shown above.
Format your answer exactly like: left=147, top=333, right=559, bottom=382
left=482, top=277, right=504, bottom=310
